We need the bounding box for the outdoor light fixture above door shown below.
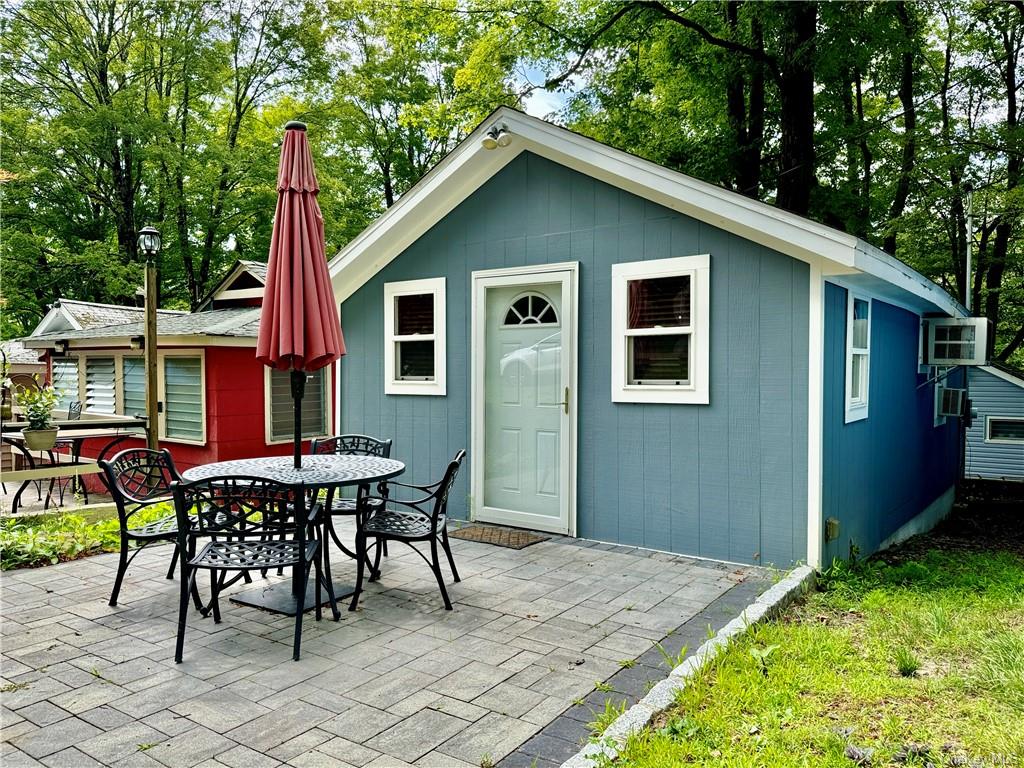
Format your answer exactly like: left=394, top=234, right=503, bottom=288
left=482, top=122, right=511, bottom=150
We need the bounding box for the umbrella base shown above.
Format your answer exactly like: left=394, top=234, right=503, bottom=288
left=229, top=579, right=354, bottom=616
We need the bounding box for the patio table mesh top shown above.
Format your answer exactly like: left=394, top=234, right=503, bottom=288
left=181, top=454, right=405, bottom=486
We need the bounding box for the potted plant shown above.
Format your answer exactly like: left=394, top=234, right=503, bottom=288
left=15, top=379, right=61, bottom=450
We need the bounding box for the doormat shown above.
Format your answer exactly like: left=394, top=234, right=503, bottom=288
left=449, top=525, right=549, bottom=549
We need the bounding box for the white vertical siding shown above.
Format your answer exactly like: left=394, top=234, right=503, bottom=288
left=966, top=367, right=1024, bottom=480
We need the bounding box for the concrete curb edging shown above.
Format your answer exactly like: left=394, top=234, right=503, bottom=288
left=559, top=565, right=817, bottom=768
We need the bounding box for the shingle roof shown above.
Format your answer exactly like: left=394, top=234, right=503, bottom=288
left=24, top=308, right=260, bottom=346
left=1, top=338, right=44, bottom=365
left=56, top=299, right=186, bottom=329
left=237, top=260, right=268, bottom=282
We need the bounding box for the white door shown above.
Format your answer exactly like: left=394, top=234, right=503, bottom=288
left=472, top=266, right=577, bottom=535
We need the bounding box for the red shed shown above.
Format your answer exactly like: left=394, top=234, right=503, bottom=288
left=22, top=261, right=335, bottom=487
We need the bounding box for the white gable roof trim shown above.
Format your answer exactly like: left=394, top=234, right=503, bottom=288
left=329, top=107, right=963, bottom=318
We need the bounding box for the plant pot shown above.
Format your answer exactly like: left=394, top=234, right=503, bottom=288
left=22, top=428, right=58, bottom=451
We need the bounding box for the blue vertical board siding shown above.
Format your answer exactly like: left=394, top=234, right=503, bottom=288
left=340, top=152, right=809, bottom=565
left=965, top=367, right=1024, bottom=480
left=821, top=282, right=960, bottom=562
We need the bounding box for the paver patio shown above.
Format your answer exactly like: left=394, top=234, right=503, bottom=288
left=1, top=520, right=764, bottom=767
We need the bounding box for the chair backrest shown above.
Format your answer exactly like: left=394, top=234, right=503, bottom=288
left=171, top=476, right=304, bottom=541
left=312, top=434, right=392, bottom=458
left=99, top=448, right=183, bottom=524
left=67, top=401, right=83, bottom=420
left=430, top=450, right=466, bottom=528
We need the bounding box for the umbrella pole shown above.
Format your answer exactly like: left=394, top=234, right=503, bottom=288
left=291, top=369, right=306, bottom=469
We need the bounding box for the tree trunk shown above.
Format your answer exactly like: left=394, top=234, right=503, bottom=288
left=883, top=3, right=917, bottom=255
left=775, top=2, right=817, bottom=215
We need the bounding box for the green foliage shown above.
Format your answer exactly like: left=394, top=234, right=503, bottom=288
left=13, top=379, right=60, bottom=430
left=653, top=642, right=689, bottom=670
left=588, top=697, right=627, bottom=736
left=893, top=646, right=920, bottom=677
left=612, top=549, right=1024, bottom=767
left=0, top=503, right=174, bottom=570
left=748, top=644, right=780, bottom=676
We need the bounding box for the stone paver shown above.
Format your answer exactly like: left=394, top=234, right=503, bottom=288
left=1, top=518, right=762, bottom=766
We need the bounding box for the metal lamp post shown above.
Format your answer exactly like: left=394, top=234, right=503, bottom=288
left=137, top=226, right=161, bottom=450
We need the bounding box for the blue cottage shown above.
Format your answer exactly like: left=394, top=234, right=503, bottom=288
left=327, top=108, right=971, bottom=569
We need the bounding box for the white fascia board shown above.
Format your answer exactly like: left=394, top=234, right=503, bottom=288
left=981, top=365, right=1024, bottom=389
left=329, top=122, right=514, bottom=302
left=328, top=107, right=959, bottom=318
left=508, top=115, right=857, bottom=266
left=853, top=241, right=965, bottom=318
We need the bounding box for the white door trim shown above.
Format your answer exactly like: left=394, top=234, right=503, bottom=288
left=470, top=261, right=579, bottom=536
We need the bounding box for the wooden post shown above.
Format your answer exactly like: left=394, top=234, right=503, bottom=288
left=145, top=256, right=159, bottom=450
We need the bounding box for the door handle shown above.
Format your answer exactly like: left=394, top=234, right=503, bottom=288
left=560, top=386, right=569, bottom=415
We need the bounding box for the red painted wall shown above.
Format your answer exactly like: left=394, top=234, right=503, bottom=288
left=73, top=345, right=333, bottom=490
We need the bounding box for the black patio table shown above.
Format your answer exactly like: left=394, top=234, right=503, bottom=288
left=181, top=454, right=405, bottom=616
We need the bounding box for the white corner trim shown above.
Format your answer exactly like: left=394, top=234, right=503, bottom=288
left=806, top=261, right=824, bottom=570
left=610, top=254, right=710, bottom=405
left=560, top=566, right=817, bottom=768
left=383, top=277, right=446, bottom=396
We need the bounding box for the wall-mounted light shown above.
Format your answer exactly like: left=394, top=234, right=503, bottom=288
left=130, top=335, right=144, bottom=350
left=482, top=122, right=512, bottom=150
left=54, top=340, right=69, bottom=356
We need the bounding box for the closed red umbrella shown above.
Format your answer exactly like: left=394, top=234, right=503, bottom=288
left=257, top=121, right=345, bottom=468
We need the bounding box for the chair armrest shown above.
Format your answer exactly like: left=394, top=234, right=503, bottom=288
left=384, top=478, right=442, bottom=493
left=358, top=495, right=432, bottom=515
left=307, top=501, right=323, bottom=524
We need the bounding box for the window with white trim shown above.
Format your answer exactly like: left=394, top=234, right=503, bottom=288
left=163, top=356, right=203, bottom=441
left=268, top=368, right=328, bottom=442
left=51, top=358, right=80, bottom=412
left=611, top=255, right=710, bottom=404
left=986, top=417, right=1024, bottom=443
left=384, top=277, right=446, bottom=396
left=845, top=295, right=871, bottom=422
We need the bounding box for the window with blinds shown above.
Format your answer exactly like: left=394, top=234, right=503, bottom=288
left=51, top=359, right=80, bottom=411
left=269, top=368, right=326, bottom=441
left=383, top=277, right=447, bottom=396
left=123, top=357, right=146, bottom=417
left=85, top=357, right=116, bottom=414
left=611, top=255, right=710, bottom=404
left=164, top=357, right=203, bottom=441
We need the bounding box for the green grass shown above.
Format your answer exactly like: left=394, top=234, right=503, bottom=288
left=0, top=503, right=173, bottom=570
left=609, top=550, right=1024, bottom=767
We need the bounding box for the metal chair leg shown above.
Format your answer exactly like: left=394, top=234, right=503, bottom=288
left=175, top=567, right=197, bottom=663
left=209, top=570, right=222, bottom=624
left=166, top=544, right=179, bottom=580
left=109, top=535, right=130, bottom=607
left=441, top=527, right=460, bottom=582
left=349, top=531, right=366, bottom=612
left=293, top=561, right=310, bottom=661
left=430, top=537, right=453, bottom=611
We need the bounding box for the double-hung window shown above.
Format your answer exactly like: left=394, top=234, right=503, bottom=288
left=611, top=255, right=710, bottom=404
left=384, top=277, right=446, bottom=396
left=267, top=367, right=328, bottom=442
left=845, top=294, right=871, bottom=422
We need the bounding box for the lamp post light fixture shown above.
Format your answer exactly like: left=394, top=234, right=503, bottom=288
left=136, top=226, right=161, bottom=450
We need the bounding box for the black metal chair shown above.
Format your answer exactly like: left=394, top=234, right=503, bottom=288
left=171, top=476, right=337, bottom=662
left=311, top=434, right=393, bottom=565
left=67, top=400, right=83, bottom=420
left=98, top=448, right=184, bottom=607
left=349, top=450, right=466, bottom=612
